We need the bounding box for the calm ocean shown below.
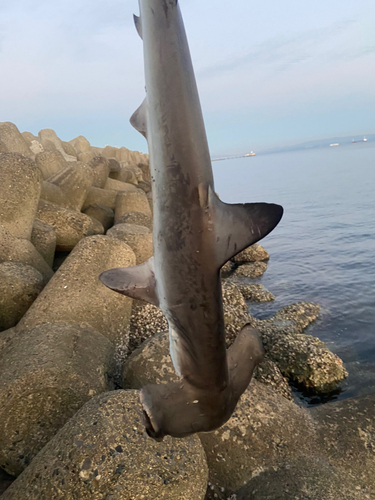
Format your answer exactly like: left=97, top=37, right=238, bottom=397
left=213, top=143, right=375, bottom=404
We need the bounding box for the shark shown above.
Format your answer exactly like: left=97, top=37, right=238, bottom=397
left=100, top=0, right=283, bottom=440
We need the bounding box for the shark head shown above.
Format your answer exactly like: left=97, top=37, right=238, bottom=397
left=139, top=325, right=264, bottom=439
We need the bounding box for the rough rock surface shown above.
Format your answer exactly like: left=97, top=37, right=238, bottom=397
left=226, top=280, right=275, bottom=302
left=0, top=327, right=16, bottom=353
left=116, top=210, right=153, bottom=230
left=128, top=303, right=168, bottom=354
left=35, top=150, right=67, bottom=179
left=17, top=235, right=135, bottom=349
left=222, top=281, right=253, bottom=346
left=232, top=261, right=268, bottom=279
left=0, top=153, right=42, bottom=240
left=87, top=156, right=110, bottom=188
left=107, top=223, right=153, bottom=264
left=82, top=186, right=117, bottom=211
left=83, top=204, right=114, bottom=232
left=30, top=219, right=56, bottom=267
left=253, top=359, right=292, bottom=400
left=2, top=391, right=208, bottom=500
left=231, top=243, right=269, bottom=263
left=200, top=380, right=318, bottom=496
left=38, top=129, right=75, bottom=160
left=69, top=135, right=91, bottom=154
left=311, top=393, right=375, bottom=493
left=251, top=303, right=348, bottom=392
left=0, top=322, right=115, bottom=476
left=234, top=456, right=364, bottom=500
left=36, top=199, right=104, bottom=251
left=0, top=225, right=54, bottom=283
left=43, top=162, right=94, bottom=211
left=104, top=177, right=138, bottom=193
left=0, top=262, right=44, bottom=331
left=0, top=122, right=32, bottom=158
left=114, top=189, right=152, bottom=221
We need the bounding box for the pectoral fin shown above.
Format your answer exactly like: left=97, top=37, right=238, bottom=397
left=130, top=98, right=148, bottom=139
left=99, top=257, right=159, bottom=306
left=134, top=14, right=143, bottom=39
left=209, top=187, right=283, bottom=268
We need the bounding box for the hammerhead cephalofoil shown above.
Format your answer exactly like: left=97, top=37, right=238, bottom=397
left=100, top=0, right=283, bottom=440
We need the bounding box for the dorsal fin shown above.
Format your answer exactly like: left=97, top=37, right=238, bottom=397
left=208, top=186, right=283, bottom=268
left=134, top=14, right=143, bottom=39
left=130, top=98, right=148, bottom=139
left=99, top=257, right=159, bottom=306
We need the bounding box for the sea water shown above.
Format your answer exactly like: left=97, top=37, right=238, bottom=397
left=213, top=143, right=375, bottom=404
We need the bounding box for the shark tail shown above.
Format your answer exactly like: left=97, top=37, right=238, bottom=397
left=140, top=325, right=264, bottom=440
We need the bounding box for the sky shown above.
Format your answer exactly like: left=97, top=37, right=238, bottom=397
left=0, top=0, right=374, bottom=156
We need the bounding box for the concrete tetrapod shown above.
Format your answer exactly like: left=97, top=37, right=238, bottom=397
left=2, top=391, right=208, bottom=500
left=0, top=322, right=115, bottom=476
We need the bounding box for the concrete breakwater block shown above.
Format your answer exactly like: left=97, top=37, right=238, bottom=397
left=82, top=186, right=117, bottom=211
left=116, top=210, right=153, bottom=230
left=0, top=122, right=32, bottom=158
left=87, top=156, right=110, bottom=188
left=83, top=204, right=114, bottom=232
left=0, top=262, right=44, bottom=331
left=104, top=177, right=138, bottom=193
left=114, top=189, right=152, bottom=221
left=0, top=153, right=42, bottom=240
left=107, top=223, right=153, bottom=264
left=17, top=235, right=135, bottom=347
left=43, top=162, right=94, bottom=211
left=30, top=220, right=56, bottom=267
left=0, top=225, right=54, bottom=283
left=34, top=150, right=67, bottom=179
left=2, top=391, right=208, bottom=500
left=36, top=199, right=104, bottom=251
left=0, top=322, right=115, bottom=476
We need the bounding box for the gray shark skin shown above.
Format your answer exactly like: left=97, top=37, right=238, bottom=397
left=100, top=0, right=283, bottom=440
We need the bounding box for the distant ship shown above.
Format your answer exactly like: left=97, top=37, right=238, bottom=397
left=352, top=137, right=367, bottom=143
left=330, top=143, right=339, bottom=147
left=244, top=152, right=256, bottom=157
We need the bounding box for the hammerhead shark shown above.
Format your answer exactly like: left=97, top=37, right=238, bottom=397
left=100, top=0, right=283, bottom=440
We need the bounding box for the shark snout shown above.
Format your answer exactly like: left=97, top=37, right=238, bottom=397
left=139, top=325, right=264, bottom=440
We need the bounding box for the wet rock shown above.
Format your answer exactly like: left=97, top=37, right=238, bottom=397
left=0, top=322, right=115, bottom=476
left=87, top=156, right=110, bottom=188
left=222, top=282, right=253, bottom=346
left=0, top=225, right=54, bottom=283
left=253, top=359, right=292, bottom=400
left=0, top=262, right=44, bottom=331
left=0, top=122, right=32, bottom=157
left=17, top=235, right=135, bottom=348
left=36, top=199, right=104, bottom=251
left=115, top=189, right=152, bottom=220
left=231, top=244, right=269, bottom=264
left=82, top=186, right=117, bottom=211
left=232, top=261, right=268, bottom=279
left=128, top=304, right=168, bottom=354
left=69, top=135, right=91, bottom=154
left=83, top=204, right=114, bottom=232
left=200, top=380, right=318, bottom=496
left=311, top=393, right=375, bottom=492
left=2, top=390, right=208, bottom=500
left=227, top=281, right=275, bottom=302
left=42, top=162, right=94, bottom=211
left=34, top=150, right=68, bottom=179
left=116, top=210, right=153, bottom=230
left=0, top=153, right=42, bottom=240
left=234, top=456, right=363, bottom=500
left=107, top=223, right=153, bottom=264
left=30, top=219, right=56, bottom=267
left=252, top=303, right=348, bottom=393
